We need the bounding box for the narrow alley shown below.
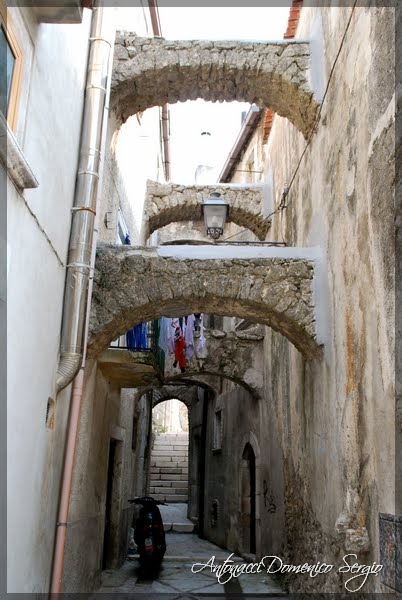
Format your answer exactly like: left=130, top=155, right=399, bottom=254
left=4, top=1, right=399, bottom=597
left=98, top=504, right=285, bottom=597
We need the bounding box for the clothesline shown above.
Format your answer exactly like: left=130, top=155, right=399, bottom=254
left=158, top=315, right=206, bottom=371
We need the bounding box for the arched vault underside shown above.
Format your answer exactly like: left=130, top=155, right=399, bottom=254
left=111, top=35, right=319, bottom=138
left=162, top=329, right=265, bottom=399
left=143, top=181, right=270, bottom=242
left=89, top=245, right=321, bottom=359
left=151, top=385, right=199, bottom=408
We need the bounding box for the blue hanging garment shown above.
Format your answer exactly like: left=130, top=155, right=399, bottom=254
left=126, top=327, right=135, bottom=350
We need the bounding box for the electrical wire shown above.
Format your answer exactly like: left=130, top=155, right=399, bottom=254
left=221, top=1, right=357, bottom=243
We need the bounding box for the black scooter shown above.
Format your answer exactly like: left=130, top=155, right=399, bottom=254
left=128, top=496, right=167, bottom=579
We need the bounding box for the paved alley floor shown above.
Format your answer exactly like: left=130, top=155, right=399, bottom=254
left=159, top=502, right=194, bottom=533
left=97, top=531, right=286, bottom=598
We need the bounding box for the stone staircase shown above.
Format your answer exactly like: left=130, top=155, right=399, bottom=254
left=150, top=433, right=188, bottom=502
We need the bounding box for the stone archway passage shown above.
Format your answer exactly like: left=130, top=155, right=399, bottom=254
left=163, top=328, right=265, bottom=399
left=152, top=385, right=199, bottom=408
left=89, top=245, right=320, bottom=359
left=112, top=35, right=319, bottom=138
left=143, top=181, right=270, bottom=242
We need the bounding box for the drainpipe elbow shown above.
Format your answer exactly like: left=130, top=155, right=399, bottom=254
left=56, top=352, right=82, bottom=393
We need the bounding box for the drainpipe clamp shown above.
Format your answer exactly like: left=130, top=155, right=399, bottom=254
left=71, top=206, right=97, bottom=215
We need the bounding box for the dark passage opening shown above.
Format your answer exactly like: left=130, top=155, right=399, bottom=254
left=102, top=438, right=117, bottom=569
left=241, top=442, right=256, bottom=554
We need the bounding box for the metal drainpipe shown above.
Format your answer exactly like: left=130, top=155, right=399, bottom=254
left=49, top=5, right=114, bottom=595
left=148, top=0, right=171, bottom=182
left=55, top=2, right=113, bottom=393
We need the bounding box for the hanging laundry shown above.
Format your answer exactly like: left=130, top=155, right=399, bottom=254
left=126, top=327, right=135, bottom=350
left=171, top=318, right=186, bottom=372
left=196, top=313, right=206, bottom=354
left=158, top=317, right=170, bottom=355
left=185, top=314, right=196, bottom=361
left=126, top=322, right=148, bottom=350
left=140, top=322, right=147, bottom=349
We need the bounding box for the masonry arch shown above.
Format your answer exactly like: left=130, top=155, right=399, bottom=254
left=135, top=381, right=215, bottom=406
left=152, top=398, right=189, bottom=434
left=143, top=181, right=270, bottom=242
left=89, top=245, right=320, bottom=359
left=152, top=386, right=198, bottom=409
left=111, top=35, right=319, bottom=138
left=164, top=371, right=259, bottom=400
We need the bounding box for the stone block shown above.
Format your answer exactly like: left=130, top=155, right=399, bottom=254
left=152, top=459, right=174, bottom=467
left=158, top=467, right=181, bottom=474
left=163, top=495, right=188, bottom=502
left=153, top=486, right=173, bottom=493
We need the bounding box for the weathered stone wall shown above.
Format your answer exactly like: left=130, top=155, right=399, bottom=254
left=221, top=6, right=395, bottom=593
left=63, top=362, right=138, bottom=592
left=100, top=108, right=164, bottom=247
left=111, top=34, right=319, bottom=137
left=203, top=383, right=262, bottom=554
left=143, top=180, right=269, bottom=241
left=90, top=245, right=319, bottom=359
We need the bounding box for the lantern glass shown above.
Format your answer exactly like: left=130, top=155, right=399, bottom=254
left=201, top=193, right=229, bottom=239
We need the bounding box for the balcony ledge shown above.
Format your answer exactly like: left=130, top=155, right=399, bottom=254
left=0, top=113, right=38, bottom=191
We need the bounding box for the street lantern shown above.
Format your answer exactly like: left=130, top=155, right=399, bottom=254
left=201, top=192, right=229, bottom=240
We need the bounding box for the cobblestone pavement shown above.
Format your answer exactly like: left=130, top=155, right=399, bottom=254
left=96, top=531, right=286, bottom=598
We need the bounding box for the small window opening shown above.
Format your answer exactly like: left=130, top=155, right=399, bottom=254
left=213, top=410, right=222, bottom=451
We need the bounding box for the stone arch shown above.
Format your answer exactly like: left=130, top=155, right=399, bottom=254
left=143, top=181, right=270, bottom=242
left=152, top=396, right=189, bottom=434
left=162, top=329, right=265, bottom=399
left=112, top=35, right=319, bottom=138
left=89, top=245, right=320, bottom=359
left=165, top=371, right=258, bottom=399
left=152, top=385, right=198, bottom=408
left=134, top=380, right=217, bottom=405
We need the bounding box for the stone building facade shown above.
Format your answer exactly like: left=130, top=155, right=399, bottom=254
left=4, top=2, right=399, bottom=596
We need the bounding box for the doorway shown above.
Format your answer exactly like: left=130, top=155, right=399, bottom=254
left=240, top=442, right=256, bottom=555
left=102, top=438, right=122, bottom=569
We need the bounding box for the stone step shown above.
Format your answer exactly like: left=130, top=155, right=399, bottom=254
left=150, top=473, right=188, bottom=482
left=150, top=454, right=188, bottom=461
left=155, top=434, right=189, bottom=439
left=149, top=479, right=188, bottom=488
left=152, top=450, right=188, bottom=457
left=152, top=493, right=188, bottom=503
left=150, top=458, right=188, bottom=467
left=150, top=482, right=186, bottom=489
left=153, top=448, right=187, bottom=453
left=150, top=474, right=188, bottom=482
left=150, top=467, right=183, bottom=475
left=150, top=486, right=189, bottom=495
left=153, top=440, right=188, bottom=446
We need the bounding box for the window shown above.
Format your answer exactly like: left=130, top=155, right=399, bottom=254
left=0, top=5, right=23, bottom=131
left=213, top=409, right=223, bottom=451
left=116, top=208, right=130, bottom=245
